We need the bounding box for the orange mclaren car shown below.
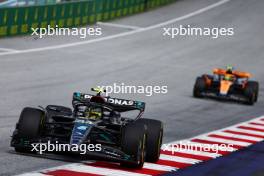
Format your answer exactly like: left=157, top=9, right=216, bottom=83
left=193, top=66, right=259, bottom=105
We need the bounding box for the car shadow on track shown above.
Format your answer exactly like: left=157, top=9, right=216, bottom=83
left=188, top=96, right=252, bottom=106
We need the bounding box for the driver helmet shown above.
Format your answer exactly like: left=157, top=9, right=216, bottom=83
left=226, top=65, right=234, bottom=74
left=224, top=74, right=233, bottom=81
left=87, top=107, right=102, bottom=120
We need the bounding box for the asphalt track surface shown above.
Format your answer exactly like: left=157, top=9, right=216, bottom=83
left=0, top=0, right=264, bottom=175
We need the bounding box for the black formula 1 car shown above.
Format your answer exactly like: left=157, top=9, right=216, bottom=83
left=193, top=67, right=259, bottom=105
left=11, top=88, right=163, bottom=168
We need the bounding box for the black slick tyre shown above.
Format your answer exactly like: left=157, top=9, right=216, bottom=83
left=137, top=118, right=163, bottom=162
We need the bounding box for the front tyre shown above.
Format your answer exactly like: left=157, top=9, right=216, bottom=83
left=14, top=107, right=44, bottom=152
left=137, top=119, right=163, bottom=162
left=121, top=122, right=147, bottom=168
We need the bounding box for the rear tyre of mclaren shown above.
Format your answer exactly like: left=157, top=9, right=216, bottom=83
left=244, top=81, right=259, bottom=105
left=193, top=77, right=206, bottom=98
left=249, top=81, right=259, bottom=102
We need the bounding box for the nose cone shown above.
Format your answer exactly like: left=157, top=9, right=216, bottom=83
left=220, top=80, right=232, bottom=96
left=70, top=121, right=91, bottom=145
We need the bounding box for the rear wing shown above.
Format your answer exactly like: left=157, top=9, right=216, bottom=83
left=233, top=71, right=251, bottom=78
left=213, top=68, right=251, bottom=78
left=72, top=92, right=145, bottom=112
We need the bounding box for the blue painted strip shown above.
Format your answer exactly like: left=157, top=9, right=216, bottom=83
left=163, top=141, right=264, bottom=176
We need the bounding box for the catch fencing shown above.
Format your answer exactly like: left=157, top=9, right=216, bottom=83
left=0, top=0, right=177, bottom=37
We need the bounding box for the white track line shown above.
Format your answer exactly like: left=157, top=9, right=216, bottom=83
left=17, top=173, right=51, bottom=176
left=0, top=0, right=230, bottom=56
left=45, top=163, right=150, bottom=176
left=212, top=131, right=263, bottom=142
left=194, top=136, right=252, bottom=147
left=241, top=124, right=264, bottom=130
left=159, top=154, right=201, bottom=164
left=97, top=22, right=143, bottom=30
left=0, top=48, right=18, bottom=52
left=253, top=120, right=264, bottom=125
left=143, top=163, right=177, bottom=171
left=249, top=122, right=264, bottom=127
left=227, top=127, right=264, bottom=136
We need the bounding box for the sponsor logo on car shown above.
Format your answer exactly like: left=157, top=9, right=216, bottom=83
left=83, top=94, right=134, bottom=106
left=77, top=126, right=88, bottom=130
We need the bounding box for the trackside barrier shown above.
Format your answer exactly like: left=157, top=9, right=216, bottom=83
left=0, top=0, right=177, bottom=37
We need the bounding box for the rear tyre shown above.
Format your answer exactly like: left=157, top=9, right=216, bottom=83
left=193, top=77, right=206, bottom=98
left=247, top=81, right=259, bottom=102
left=15, top=107, right=44, bottom=152
left=121, top=122, right=147, bottom=168
left=137, top=119, right=163, bottom=162
left=244, top=82, right=258, bottom=105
